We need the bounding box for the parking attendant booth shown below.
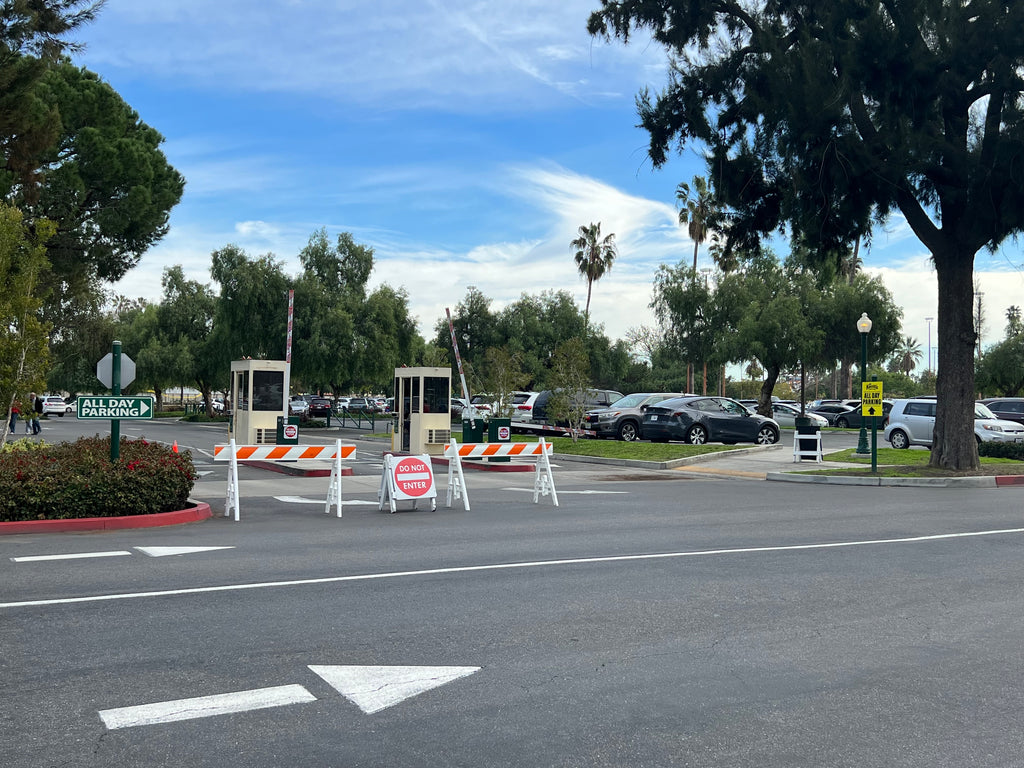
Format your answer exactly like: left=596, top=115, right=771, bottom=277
left=392, top=367, right=451, bottom=455
left=229, top=359, right=288, bottom=444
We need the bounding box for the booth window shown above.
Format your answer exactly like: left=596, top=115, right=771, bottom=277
left=236, top=371, right=249, bottom=411
left=252, top=370, right=284, bottom=411
left=424, top=377, right=448, bottom=415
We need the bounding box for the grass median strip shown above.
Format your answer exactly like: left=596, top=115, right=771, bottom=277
left=814, top=447, right=1024, bottom=477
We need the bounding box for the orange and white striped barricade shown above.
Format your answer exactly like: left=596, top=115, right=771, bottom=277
left=213, top=439, right=357, bottom=521
left=378, top=453, right=437, bottom=513
left=443, top=438, right=558, bottom=511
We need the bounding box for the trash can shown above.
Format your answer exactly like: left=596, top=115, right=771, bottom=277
left=487, top=417, right=512, bottom=463
left=462, top=418, right=485, bottom=460
left=276, top=415, right=300, bottom=444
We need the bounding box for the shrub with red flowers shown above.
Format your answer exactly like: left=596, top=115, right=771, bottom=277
left=0, top=436, right=196, bottom=521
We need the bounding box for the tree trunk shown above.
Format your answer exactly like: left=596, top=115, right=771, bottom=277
left=758, top=364, right=779, bottom=417
left=839, top=357, right=853, bottom=399
left=930, top=251, right=980, bottom=470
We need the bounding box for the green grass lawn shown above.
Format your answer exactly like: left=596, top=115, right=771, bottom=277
left=818, top=447, right=1023, bottom=477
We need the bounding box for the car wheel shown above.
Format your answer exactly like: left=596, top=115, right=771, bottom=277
left=686, top=425, right=708, bottom=445
left=835, top=416, right=848, bottom=428
left=617, top=421, right=639, bottom=441
left=888, top=429, right=910, bottom=449
left=756, top=425, right=779, bottom=445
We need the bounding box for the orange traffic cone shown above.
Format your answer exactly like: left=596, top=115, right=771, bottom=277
left=172, top=440, right=178, bottom=453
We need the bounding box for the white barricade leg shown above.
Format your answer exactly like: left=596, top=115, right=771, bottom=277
left=445, top=439, right=470, bottom=511
left=533, top=438, right=559, bottom=506
left=225, top=438, right=241, bottom=522
left=325, top=438, right=343, bottom=517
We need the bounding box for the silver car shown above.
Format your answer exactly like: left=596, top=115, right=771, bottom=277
left=884, top=398, right=1024, bottom=449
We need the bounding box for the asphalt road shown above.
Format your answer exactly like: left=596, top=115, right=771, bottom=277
left=3, top=416, right=1023, bottom=767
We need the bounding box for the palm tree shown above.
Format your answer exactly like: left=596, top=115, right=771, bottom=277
left=895, top=335, right=923, bottom=375
left=676, top=176, right=715, bottom=272
left=571, top=222, right=617, bottom=323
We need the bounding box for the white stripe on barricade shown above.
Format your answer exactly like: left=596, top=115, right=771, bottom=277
left=213, top=439, right=357, bottom=521
left=443, top=438, right=558, bottom=511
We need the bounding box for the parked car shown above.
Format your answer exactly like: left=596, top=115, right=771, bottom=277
left=511, top=391, right=540, bottom=422
left=769, top=402, right=829, bottom=429
left=884, top=398, right=1024, bottom=449
left=642, top=395, right=781, bottom=445
left=41, top=395, right=73, bottom=416
left=979, top=397, right=1024, bottom=426
left=531, top=389, right=624, bottom=426
left=346, top=397, right=377, bottom=413
left=469, top=394, right=494, bottom=416
left=334, top=397, right=351, bottom=413
left=450, top=397, right=469, bottom=418
left=288, top=397, right=309, bottom=416
left=808, top=403, right=855, bottom=425
left=830, top=400, right=894, bottom=429
left=308, top=397, right=333, bottom=417
left=586, top=392, right=682, bottom=441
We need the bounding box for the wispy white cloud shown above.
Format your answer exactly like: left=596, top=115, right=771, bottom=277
left=75, top=1, right=664, bottom=110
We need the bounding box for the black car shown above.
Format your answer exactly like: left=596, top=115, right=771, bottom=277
left=830, top=400, right=894, bottom=428
left=308, top=397, right=333, bottom=418
left=979, top=397, right=1024, bottom=426
left=586, top=392, right=682, bottom=441
left=531, top=388, right=624, bottom=426
left=641, top=395, right=781, bottom=445
left=807, top=403, right=855, bottom=425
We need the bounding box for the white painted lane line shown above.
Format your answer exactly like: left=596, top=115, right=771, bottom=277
left=11, top=551, right=132, bottom=563
left=275, top=496, right=379, bottom=506
left=502, top=488, right=629, bottom=495
left=309, top=665, right=480, bottom=714
left=98, top=684, right=316, bottom=729
left=4, top=527, right=1023, bottom=609
left=135, top=546, right=235, bottom=557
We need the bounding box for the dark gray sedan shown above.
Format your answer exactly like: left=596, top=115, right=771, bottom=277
left=641, top=395, right=781, bottom=445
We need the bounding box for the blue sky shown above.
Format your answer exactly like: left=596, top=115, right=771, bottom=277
left=69, top=0, right=1024, bottom=370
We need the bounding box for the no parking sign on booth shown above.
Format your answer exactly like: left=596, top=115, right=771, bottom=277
left=379, top=454, right=437, bottom=513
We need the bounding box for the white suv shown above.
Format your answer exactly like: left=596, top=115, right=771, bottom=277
left=883, top=398, right=1024, bottom=449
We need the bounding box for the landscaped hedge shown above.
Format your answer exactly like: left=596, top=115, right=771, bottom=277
left=978, top=441, right=1024, bottom=461
left=0, top=436, right=196, bottom=521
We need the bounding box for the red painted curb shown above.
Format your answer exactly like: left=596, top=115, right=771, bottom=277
left=0, top=502, right=212, bottom=535
left=995, top=475, right=1024, bottom=487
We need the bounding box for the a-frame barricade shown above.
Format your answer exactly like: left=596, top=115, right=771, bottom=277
left=213, top=439, right=356, bottom=521
left=443, top=438, right=558, bottom=511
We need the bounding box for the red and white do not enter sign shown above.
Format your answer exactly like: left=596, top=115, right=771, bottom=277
left=393, top=456, right=434, bottom=497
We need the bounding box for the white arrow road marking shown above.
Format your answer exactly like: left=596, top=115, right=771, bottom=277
left=11, top=551, right=131, bottom=563
left=99, top=684, right=316, bottom=730
left=308, top=665, right=480, bottom=714
left=501, top=488, right=629, bottom=495
left=275, top=496, right=378, bottom=506
left=134, top=546, right=235, bottom=557
left=196, top=470, right=216, bottom=477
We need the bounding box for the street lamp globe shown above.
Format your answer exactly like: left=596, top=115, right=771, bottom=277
left=857, top=312, right=873, bottom=334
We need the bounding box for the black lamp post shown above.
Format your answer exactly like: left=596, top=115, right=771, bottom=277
left=856, top=312, right=872, bottom=454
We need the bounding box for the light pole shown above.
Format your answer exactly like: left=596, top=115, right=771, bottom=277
left=925, top=316, right=934, bottom=373
left=856, top=312, right=872, bottom=455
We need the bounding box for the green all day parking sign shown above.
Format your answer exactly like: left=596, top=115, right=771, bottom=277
left=860, top=382, right=884, bottom=417
left=77, top=396, right=154, bottom=420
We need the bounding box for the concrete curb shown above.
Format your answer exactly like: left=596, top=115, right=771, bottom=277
left=552, top=443, right=784, bottom=471
left=0, top=501, right=212, bottom=535
left=766, top=473, right=1005, bottom=488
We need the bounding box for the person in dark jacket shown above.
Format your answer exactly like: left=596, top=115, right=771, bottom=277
left=30, top=392, right=43, bottom=435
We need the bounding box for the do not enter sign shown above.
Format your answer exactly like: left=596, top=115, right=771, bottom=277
left=393, top=456, right=435, bottom=498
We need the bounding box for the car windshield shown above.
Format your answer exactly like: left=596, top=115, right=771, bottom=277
left=975, top=403, right=997, bottom=419
left=609, top=393, right=649, bottom=408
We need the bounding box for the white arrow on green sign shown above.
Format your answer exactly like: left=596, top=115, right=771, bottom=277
left=77, top=396, right=154, bottom=420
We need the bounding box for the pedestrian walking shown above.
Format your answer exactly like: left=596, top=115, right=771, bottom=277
left=8, top=402, right=19, bottom=433
left=30, top=392, right=43, bottom=435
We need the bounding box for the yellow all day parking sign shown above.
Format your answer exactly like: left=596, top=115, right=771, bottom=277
left=861, top=381, right=884, bottom=417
